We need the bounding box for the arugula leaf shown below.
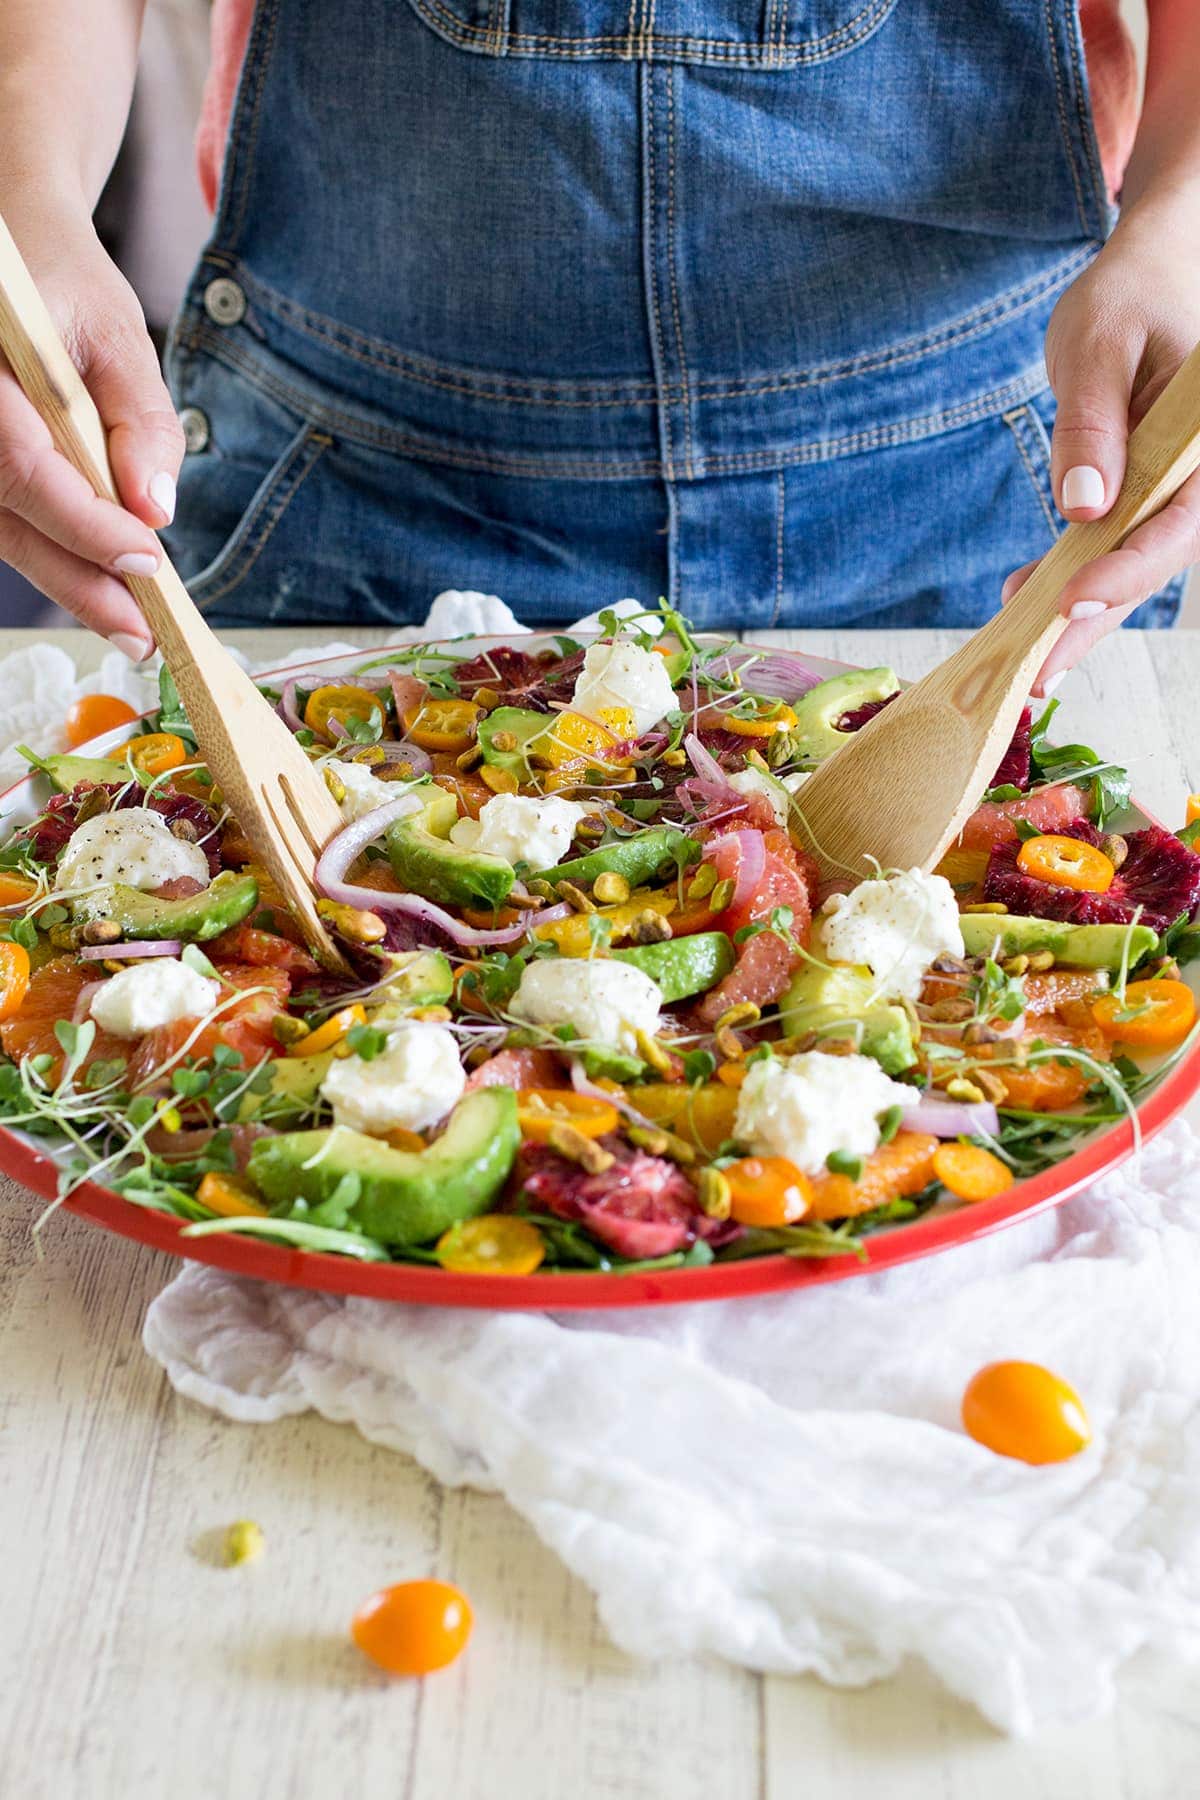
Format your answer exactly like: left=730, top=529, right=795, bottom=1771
left=1178, top=819, right=1200, bottom=850
left=157, top=666, right=198, bottom=747
left=1028, top=698, right=1131, bottom=827
left=1150, top=910, right=1200, bottom=969
left=982, top=783, right=1023, bottom=804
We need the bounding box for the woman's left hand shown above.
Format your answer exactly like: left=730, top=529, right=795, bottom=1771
left=1005, top=197, right=1200, bottom=695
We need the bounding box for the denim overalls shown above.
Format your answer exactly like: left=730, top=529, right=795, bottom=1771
left=165, top=0, right=1181, bottom=632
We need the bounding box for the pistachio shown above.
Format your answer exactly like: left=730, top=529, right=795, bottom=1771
left=464, top=1044, right=493, bottom=1069
left=322, top=768, right=347, bottom=804
left=716, top=1001, right=760, bottom=1031
left=74, top=786, right=111, bottom=824
left=1147, top=955, right=1182, bottom=982
left=931, top=954, right=970, bottom=974
left=350, top=745, right=387, bottom=767
left=315, top=897, right=388, bottom=945
left=686, top=862, right=718, bottom=901
left=634, top=1027, right=676, bottom=1074
left=272, top=1014, right=311, bottom=1047
left=169, top=817, right=200, bottom=842
left=47, top=923, right=77, bottom=951
left=709, top=876, right=736, bottom=913
left=593, top=871, right=631, bottom=905
left=926, top=997, right=974, bottom=1023
left=480, top=765, right=519, bottom=795
left=661, top=748, right=687, bottom=768
left=963, top=901, right=1008, bottom=914
left=972, top=1067, right=1010, bottom=1104
left=474, top=687, right=502, bottom=712
left=626, top=1123, right=670, bottom=1156
left=815, top=1036, right=857, bottom=1056
left=505, top=886, right=545, bottom=911
left=78, top=918, right=122, bottom=946
left=574, top=815, right=606, bottom=841
left=547, top=1122, right=614, bottom=1174
left=626, top=908, right=673, bottom=945
left=410, top=1005, right=453, bottom=1022
left=455, top=743, right=484, bottom=771
left=527, top=878, right=559, bottom=903
left=490, top=729, right=517, bottom=753
left=1101, top=833, right=1129, bottom=870
left=1026, top=949, right=1056, bottom=972
left=714, top=1024, right=745, bottom=1062
left=696, top=1167, right=732, bottom=1221
left=557, top=880, right=596, bottom=914
left=224, top=1520, right=264, bottom=1567
left=1001, top=953, right=1030, bottom=977
left=945, top=1076, right=987, bottom=1104
left=379, top=762, right=417, bottom=782
left=962, top=1022, right=1003, bottom=1046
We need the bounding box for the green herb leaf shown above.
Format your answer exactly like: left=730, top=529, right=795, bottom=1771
left=878, top=1103, right=903, bottom=1144
left=682, top=1048, right=716, bottom=1085
left=825, top=1149, right=864, bottom=1180
left=181, top=943, right=219, bottom=981
left=346, top=1023, right=390, bottom=1062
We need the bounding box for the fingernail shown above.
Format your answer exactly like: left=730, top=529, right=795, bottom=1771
left=1068, top=600, right=1107, bottom=621
left=1001, top=572, right=1020, bottom=603
left=148, top=470, right=176, bottom=526
left=1040, top=671, right=1065, bottom=698
left=1061, top=465, right=1106, bottom=512
left=112, top=550, right=161, bottom=576
left=108, top=631, right=154, bottom=663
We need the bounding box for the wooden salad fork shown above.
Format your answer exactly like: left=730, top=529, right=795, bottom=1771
left=0, top=214, right=349, bottom=971
left=793, top=339, right=1200, bottom=885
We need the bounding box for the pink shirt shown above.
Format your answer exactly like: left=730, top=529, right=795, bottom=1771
left=196, top=1, right=1140, bottom=215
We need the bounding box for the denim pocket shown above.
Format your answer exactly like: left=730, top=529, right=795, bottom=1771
left=402, top=0, right=899, bottom=66
left=164, top=343, right=331, bottom=611
left=1002, top=398, right=1060, bottom=545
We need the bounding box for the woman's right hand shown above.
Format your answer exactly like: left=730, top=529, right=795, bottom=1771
left=0, top=205, right=184, bottom=658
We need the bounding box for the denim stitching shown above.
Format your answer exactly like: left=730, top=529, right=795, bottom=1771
left=181, top=326, right=1049, bottom=479
left=771, top=468, right=786, bottom=624
left=1003, top=406, right=1059, bottom=540
left=1062, top=3, right=1109, bottom=234
left=193, top=430, right=332, bottom=609
left=223, top=0, right=284, bottom=249
left=1041, top=0, right=1089, bottom=237
left=213, top=247, right=1091, bottom=408
left=409, top=0, right=894, bottom=62
left=642, top=73, right=675, bottom=479
left=665, top=68, right=695, bottom=477
left=775, top=0, right=790, bottom=66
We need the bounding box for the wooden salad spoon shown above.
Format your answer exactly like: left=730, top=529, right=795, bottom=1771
left=0, top=214, right=349, bottom=971
left=792, top=339, right=1200, bottom=885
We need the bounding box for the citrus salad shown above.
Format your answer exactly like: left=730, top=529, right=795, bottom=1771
left=1, top=606, right=1199, bottom=1277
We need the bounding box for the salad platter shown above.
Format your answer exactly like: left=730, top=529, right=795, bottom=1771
left=1, top=610, right=1199, bottom=1309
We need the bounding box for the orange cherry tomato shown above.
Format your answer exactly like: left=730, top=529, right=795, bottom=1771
left=1187, top=794, right=1200, bottom=827
left=0, top=873, right=38, bottom=910
left=0, top=940, right=31, bottom=1023
left=723, top=1155, right=812, bottom=1227
left=721, top=698, right=798, bottom=739
left=436, top=1214, right=545, bottom=1275
left=401, top=697, right=481, bottom=753
left=961, top=1360, right=1091, bottom=1465
left=64, top=692, right=139, bottom=748
left=298, top=1004, right=368, bottom=1057
left=1015, top=833, right=1115, bottom=894
left=351, top=1579, right=473, bottom=1676
left=112, top=731, right=189, bottom=779
left=304, top=684, right=386, bottom=742
left=196, top=1171, right=267, bottom=1219
left=1092, top=977, right=1197, bottom=1050
left=932, top=1142, right=1014, bottom=1203
left=516, top=1088, right=619, bottom=1142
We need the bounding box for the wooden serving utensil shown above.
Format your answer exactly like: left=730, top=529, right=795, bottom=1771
left=0, top=213, right=349, bottom=971
left=792, top=340, right=1200, bottom=885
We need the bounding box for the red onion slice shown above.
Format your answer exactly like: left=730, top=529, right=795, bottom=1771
left=901, top=1097, right=1000, bottom=1139
left=314, top=792, right=571, bottom=947
left=704, top=828, right=766, bottom=915
left=72, top=981, right=104, bottom=1024
left=684, top=731, right=728, bottom=786
left=79, top=939, right=185, bottom=961
left=710, top=650, right=824, bottom=701
left=326, top=731, right=433, bottom=776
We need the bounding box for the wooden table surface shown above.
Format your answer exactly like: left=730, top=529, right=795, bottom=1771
left=3, top=624, right=1200, bottom=1800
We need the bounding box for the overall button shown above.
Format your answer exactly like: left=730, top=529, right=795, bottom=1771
left=179, top=407, right=211, bottom=454
left=203, top=277, right=247, bottom=326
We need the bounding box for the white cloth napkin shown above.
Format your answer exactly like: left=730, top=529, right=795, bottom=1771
left=6, top=597, right=1200, bottom=1736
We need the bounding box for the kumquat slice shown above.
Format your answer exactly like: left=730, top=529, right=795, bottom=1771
left=436, top=1215, right=545, bottom=1275
left=113, top=732, right=189, bottom=779
left=305, top=684, right=386, bottom=741
left=401, top=698, right=480, bottom=752
left=721, top=698, right=798, bottom=738
left=0, top=940, right=32, bottom=1023
left=516, top=1088, right=619, bottom=1142
left=932, top=1142, right=1014, bottom=1203
left=1092, top=977, right=1197, bottom=1051
left=1015, top=834, right=1115, bottom=894
left=723, top=1155, right=811, bottom=1227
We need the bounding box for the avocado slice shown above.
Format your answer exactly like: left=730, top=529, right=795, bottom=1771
left=544, top=826, right=699, bottom=890
left=240, top=1050, right=336, bottom=1124
left=477, top=707, right=551, bottom=781
left=959, top=913, right=1158, bottom=971
left=248, top=1087, right=520, bottom=1247
left=777, top=668, right=899, bottom=766
left=371, top=949, right=454, bottom=1019
left=386, top=788, right=514, bottom=910
left=613, top=931, right=735, bottom=1003
left=779, top=961, right=916, bottom=1074
left=68, top=869, right=258, bottom=942
left=24, top=748, right=132, bottom=792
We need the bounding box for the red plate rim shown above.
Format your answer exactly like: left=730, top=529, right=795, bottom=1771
left=2, top=635, right=1197, bottom=1310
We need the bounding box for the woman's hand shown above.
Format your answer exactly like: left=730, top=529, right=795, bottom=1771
left=1008, top=196, right=1200, bottom=694
left=0, top=203, right=183, bottom=659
